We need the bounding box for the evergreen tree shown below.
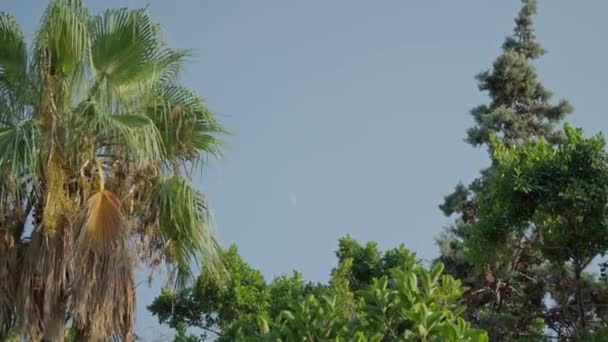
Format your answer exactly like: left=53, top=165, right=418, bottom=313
left=436, top=0, right=573, bottom=339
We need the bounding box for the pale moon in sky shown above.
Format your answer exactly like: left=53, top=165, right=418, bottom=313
left=289, top=192, right=297, bottom=207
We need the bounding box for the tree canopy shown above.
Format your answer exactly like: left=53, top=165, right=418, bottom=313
left=467, top=125, right=608, bottom=335
left=150, top=237, right=488, bottom=341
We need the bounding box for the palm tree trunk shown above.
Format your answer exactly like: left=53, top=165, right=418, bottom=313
left=42, top=301, right=66, bottom=342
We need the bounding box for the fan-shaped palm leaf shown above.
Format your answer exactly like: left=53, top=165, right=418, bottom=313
left=0, top=12, right=28, bottom=126
left=0, top=13, right=26, bottom=97
left=93, top=113, right=164, bottom=166
left=147, top=84, right=225, bottom=164
left=152, top=176, right=223, bottom=289
left=89, top=8, right=187, bottom=112
left=67, top=101, right=164, bottom=167
left=82, top=190, right=123, bottom=248
left=0, top=119, right=40, bottom=200
left=34, top=0, right=91, bottom=107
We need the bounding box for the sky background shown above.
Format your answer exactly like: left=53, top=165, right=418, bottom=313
left=4, top=0, right=608, bottom=340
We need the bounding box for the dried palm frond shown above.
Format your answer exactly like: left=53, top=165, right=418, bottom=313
left=70, top=189, right=134, bottom=340
left=82, top=190, right=123, bottom=248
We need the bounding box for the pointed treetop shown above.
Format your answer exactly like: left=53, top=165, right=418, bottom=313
left=502, top=0, right=545, bottom=59
left=465, top=0, right=573, bottom=148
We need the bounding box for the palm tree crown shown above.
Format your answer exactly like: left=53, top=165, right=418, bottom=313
left=0, top=1, right=225, bottom=340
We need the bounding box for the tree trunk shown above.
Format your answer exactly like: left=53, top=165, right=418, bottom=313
left=42, top=301, right=66, bottom=342
left=574, top=260, right=585, bottom=331
left=489, top=326, right=500, bottom=342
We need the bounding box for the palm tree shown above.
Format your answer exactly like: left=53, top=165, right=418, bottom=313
left=0, top=1, right=225, bottom=340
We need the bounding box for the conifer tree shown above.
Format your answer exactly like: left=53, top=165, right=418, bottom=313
left=436, top=0, right=573, bottom=338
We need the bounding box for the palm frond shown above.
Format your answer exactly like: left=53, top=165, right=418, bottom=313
left=83, top=190, right=123, bottom=248
left=0, top=12, right=27, bottom=96
left=0, top=119, right=40, bottom=200
left=192, top=116, right=225, bottom=157
left=0, top=13, right=29, bottom=126
left=152, top=176, right=223, bottom=289
left=71, top=189, right=135, bottom=340
left=147, top=84, right=225, bottom=165
left=67, top=101, right=164, bottom=167
left=101, top=114, right=165, bottom=165
left=89, top=8, right=187, bottom=112
left=33, top=0, right=91, bottom=109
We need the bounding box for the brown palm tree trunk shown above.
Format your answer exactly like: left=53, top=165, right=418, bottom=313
left=42, top=300, right=66, bottom=342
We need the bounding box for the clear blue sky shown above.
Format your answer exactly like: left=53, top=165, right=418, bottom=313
left=4, top=0, right=608, bottom=339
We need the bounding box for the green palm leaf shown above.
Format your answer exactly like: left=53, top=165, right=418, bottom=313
left=147, top=84, right=225, bottom=163
left=0, top=13, right=26, bottom=95
left=66, top=101, right=165, bottom=166
left=69, top=100, right=165, bottom=166
left=33, top=0, right=91, bottom=108
left=102, top=114, right=165, bottom=164
left=90, top=8, right=187, bottom=111
left=152, top=176, right=223, bottom=289
left=0, top=119, right=40, bottom=186
left=37, top=0, right=90, bottom=73
left=0, top=13, right=28, bottom=126
left=192, top=118, right=225, bottom=158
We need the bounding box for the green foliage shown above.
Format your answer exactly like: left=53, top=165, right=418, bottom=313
left=147, top=84, right=225, bottom=164
left=34, top=0, right=91, bottom=89
left=465, top=0, right=572, bottom=148
left=335, top=235, right=418, bottom=291
left=149, top=245, right=315, bottom=339
left=90, top=8, right=169, bottom=100
left=227, top=257, right=487, bottom=341
left=149, top=245, right=268, bottom=333
left=436, top=0, right=578, bottom=339
left=467, top=126, right=608, bottom=266
left=354, top=264, right=479, bottom=341
left=151, top=238, right=487, bottom=341
left=464, top=126, right=608, bottom=335
left=0, top=119, right=40, bottom=188
left=577, top=327, right=608, bottom=342
left=152, top=176, right=223, bottom=288
left=172, top=324, right=202, bottom=342
left=0, top=12, right=27, bottom=97
left=335, top=236, right=383, bottom=290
